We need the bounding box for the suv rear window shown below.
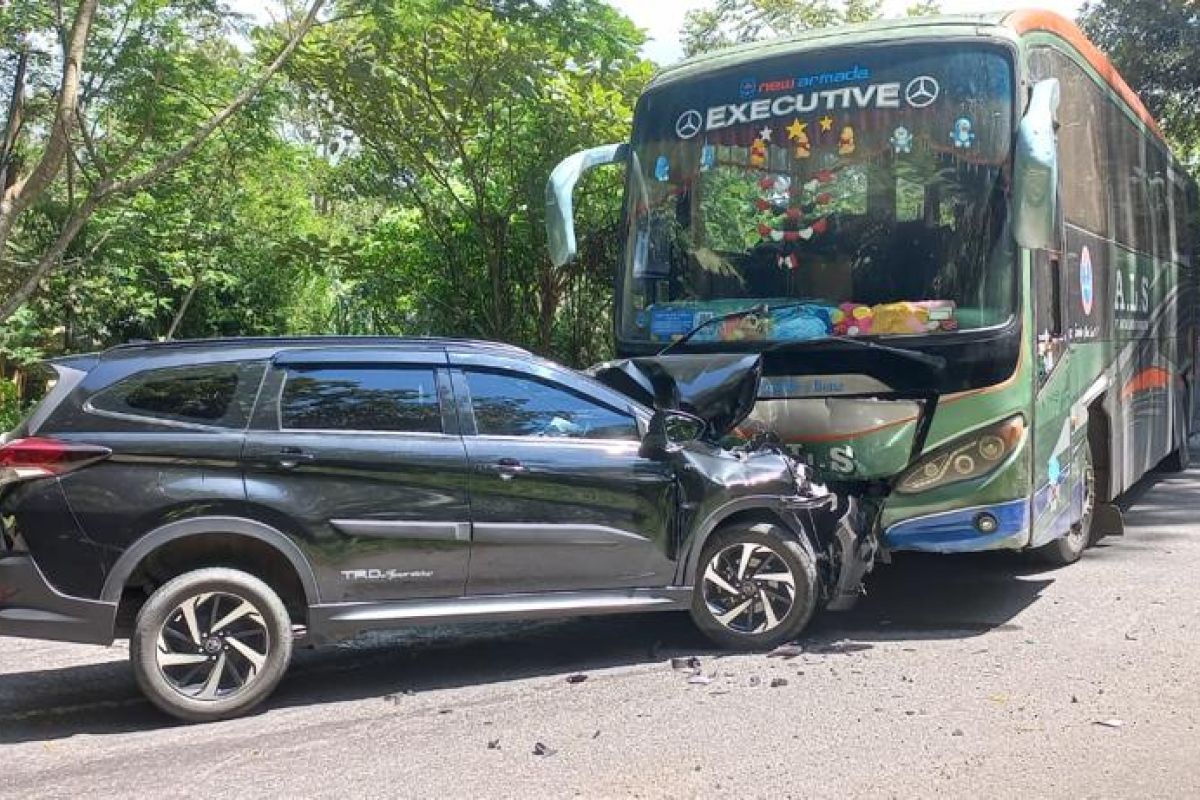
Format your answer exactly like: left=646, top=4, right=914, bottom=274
left=89, top=362, right=265, bottom=429
left=280, top=366, right=442, bottom=433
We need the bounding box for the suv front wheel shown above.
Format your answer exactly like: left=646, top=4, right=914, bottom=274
left=130, top=568, right=293, bottom=723
left=690, top=522, right=819, bottom=650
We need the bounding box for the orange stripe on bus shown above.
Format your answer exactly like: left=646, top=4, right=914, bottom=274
left=1120, top=366, right=1172, bottom=400
left=1004, top=10, right=1165, bottom=141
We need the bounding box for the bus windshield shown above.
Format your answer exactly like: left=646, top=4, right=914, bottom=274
left=619, top=44, right=1016, bottom=347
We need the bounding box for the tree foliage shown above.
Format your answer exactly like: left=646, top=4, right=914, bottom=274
left=680, top=0, right=939, bottom=58
left=281, top=0, right=651, bottom=359
left=1079, top=0, right=1200, bottom=161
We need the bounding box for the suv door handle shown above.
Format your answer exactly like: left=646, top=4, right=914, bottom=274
left=272, top=447, right=315, bottom=470
left=481, top=458, right=525, bottom=480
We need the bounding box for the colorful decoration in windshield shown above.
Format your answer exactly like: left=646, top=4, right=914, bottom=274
left=890, top=126, right=913, bottom=154
left=646, top=299, right=960, bottom=344
left=838, top=126, right=856, bottom=156
left=750, top=126, right=772, bottom=167
left=752, top=169, right=837, bottom=251
left=787, top=119, right=811, bottom=159
left=654, top=155, right=670, bottom=181
left=950, top=117, right=976, bottom=149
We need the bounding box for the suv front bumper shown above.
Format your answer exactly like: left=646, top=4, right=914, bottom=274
left=0, top=555, right=116, bottom=645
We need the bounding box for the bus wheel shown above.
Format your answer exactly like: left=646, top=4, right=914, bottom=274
left=1032, top=447, right=1096, bottom=567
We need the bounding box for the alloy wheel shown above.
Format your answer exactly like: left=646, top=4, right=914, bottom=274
left=702, top=542, right=797, bottom=634
left=154, top=591, right=270, bottom=702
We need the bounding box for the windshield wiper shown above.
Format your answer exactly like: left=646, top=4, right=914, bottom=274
left=769, top=334, right=946, bottom=371
left=657, top=302, right=814, bottom=356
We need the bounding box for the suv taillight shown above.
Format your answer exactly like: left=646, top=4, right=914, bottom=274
left=0, top=437, right=111, bottom=486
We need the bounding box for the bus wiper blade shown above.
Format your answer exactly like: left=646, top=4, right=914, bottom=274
left=657, top=302, right=814, bottom=356
left=772, top=334, right=946, bottom=371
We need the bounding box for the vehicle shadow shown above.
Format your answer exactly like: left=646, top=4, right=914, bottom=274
left=1, top=460, right=1191, bottom=745
left=0, top=547, right=1056, bottom=744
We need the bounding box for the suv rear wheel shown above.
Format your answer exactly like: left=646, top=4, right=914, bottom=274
left=130, top=568, right=293, bottom=723
left=690, top=522, right=818, bottom=650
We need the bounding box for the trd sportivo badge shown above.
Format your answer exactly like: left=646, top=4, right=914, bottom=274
left=341, top=568, right=434, bottom=582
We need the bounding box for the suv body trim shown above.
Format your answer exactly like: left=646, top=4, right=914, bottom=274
left=330, top=519, right=471, bottom=542
left=99, top=516, right=321, bottom=605
left=0, top=554, right=117, bottom=644
left=306, top=587, right=690, bottom=644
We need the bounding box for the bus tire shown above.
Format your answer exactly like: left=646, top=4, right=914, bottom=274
left=1161, top=404, right=1190, bottom=473
left=1031, top=445, right=1096, bottom=567
left=1161, top=437, right=1190, bottom=473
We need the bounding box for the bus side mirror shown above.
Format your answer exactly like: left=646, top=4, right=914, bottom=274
left=1013, top=78, right=1061, bottom=251
left=546, top=143, right=628, bottom=267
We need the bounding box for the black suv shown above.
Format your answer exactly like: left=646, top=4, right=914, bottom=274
left=0, top=337, right=865, bottom=721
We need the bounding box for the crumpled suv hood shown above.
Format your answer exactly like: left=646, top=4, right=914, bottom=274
left=589, top=353, right=762, bottom=438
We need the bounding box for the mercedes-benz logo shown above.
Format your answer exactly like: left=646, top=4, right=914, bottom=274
left=905, top=76, right=940, bottom=109
left=675, top=109, right=703, bottom=139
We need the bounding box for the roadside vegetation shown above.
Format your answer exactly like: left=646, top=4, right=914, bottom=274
left=0, top=0, right=1195, bottom=420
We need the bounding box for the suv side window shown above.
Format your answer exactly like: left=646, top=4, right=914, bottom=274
left=464, top=369, right=638, bottom=440
left=280, top=366, right=442, bottom=433
left=89, top=361, right=264, bottom=429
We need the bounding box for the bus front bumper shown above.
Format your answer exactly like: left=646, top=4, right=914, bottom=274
left=882, top=498, right=1030, bottom=553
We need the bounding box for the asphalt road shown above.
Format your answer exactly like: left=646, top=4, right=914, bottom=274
left=3, top=465, right=1199, bottom=799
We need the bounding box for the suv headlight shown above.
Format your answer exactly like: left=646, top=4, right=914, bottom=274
left=896, top=415, right=1025, bottom=495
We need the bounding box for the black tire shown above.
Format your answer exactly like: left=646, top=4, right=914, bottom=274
left=130, top=568, right=293, bottom=723
left=689, top=522, right=819, bottom=650
left=1032, top=445, right=1096, bottom=567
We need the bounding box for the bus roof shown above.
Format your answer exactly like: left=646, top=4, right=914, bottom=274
left=649, top=9, right=1165, bottom=145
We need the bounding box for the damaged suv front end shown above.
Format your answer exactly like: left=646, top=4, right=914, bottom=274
left=592, top=353, right=876, bottom=631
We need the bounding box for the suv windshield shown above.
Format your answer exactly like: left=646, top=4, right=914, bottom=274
left=619, top=43, right=1015, bottom=347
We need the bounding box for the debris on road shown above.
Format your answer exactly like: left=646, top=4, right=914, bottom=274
left=533, top=742, right=558, bottom=757
left=1094, top=719, right=1125, bottom=729
left=383, top=690, right=415, bottom=704
left=767, top=643, right=803, bottom=659
left=671, top=656, right=702, bottom=671
left=566, top=673, right=588, bottom=684
left=687, top=674, right=713, bottom=685
left=487, top=739, right=501, bottom=750
left=749, top=676, right=761, bottom=687
left=770, top=677, right=789, bottom=688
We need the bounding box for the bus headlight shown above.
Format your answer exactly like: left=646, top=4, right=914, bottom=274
left=896, top=415, right=1025, bottom=494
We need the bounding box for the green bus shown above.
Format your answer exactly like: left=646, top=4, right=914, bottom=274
left=546, top=10, right=1198, bottom=565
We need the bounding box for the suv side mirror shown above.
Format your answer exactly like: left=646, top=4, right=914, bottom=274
left=641, top=409, right=707, bottom=458
left=1013, top=78, right=1060, bottom=251
left=546, top=143, right=628, bottom=267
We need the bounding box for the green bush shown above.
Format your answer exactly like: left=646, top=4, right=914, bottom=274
left=0, top=381, right=28, bottom=433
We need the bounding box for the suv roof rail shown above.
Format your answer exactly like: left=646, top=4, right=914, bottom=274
left=103, top=335, right=532, bottom=356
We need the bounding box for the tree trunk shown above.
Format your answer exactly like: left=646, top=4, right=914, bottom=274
left=0, top=39, right=30, bottom=193
left=0, top=0, right=326, bottom=326
left=165, top=279, right=202, bottom=340
left=0, top=0, right=98, bottom=264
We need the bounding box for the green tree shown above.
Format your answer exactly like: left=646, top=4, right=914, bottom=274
left=1079, top=0, right=1200, bottom=160
left=681, top=0, right=938, bottom=57
left=0, top=0, right=324, bottom=325
left=284, top=0, right=651, bottom=361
